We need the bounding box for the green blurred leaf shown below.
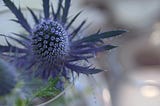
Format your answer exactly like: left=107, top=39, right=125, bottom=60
left=34, top=77, right=61, bottom=98
left=15, top=98, right=27, bottom=106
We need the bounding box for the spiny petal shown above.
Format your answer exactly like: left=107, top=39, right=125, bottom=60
left=67, top=54, right=92, bottom=62
left=43, top=0, right=50, bottom=19
left=0, top=45, right=26, bottom=53
left=55, top=0, right=63, bottom=20
left=0, top=34, right=28, bottom=48
left=66, top=11, right=82, bottom=29
left=70, top=20, right=86, bottom=39
left=12, top=33, right=31, bottom=41
left=66, top=63, right=103, bottom=75
left=3, top=0, right=31, bottom=33
left=77, top=30, right=127, bottom=43
left=27, top=7, right=39, bottom=24
left=51, top=3, right=55, bottom=17
left=62, top=0, right=71, bottom=23
left=71, top=45, right=116, bottom=55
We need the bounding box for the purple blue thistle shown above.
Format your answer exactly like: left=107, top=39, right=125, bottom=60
left=1, top=0, right=126, bottom=84
left=0, top=58, right=17, bottom=96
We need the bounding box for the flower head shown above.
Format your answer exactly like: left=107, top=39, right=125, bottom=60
left=32, top=19, right=69, bottom=65
left=1, top=0, right=126, bottom=82
left=0, top=58, right=17, bottom=96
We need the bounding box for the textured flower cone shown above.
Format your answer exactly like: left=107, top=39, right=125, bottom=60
left=0, top=59, right=17, bottom=96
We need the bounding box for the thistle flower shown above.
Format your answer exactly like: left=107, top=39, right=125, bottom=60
left=1, top=0, right=126, bottom=81
left=0, top=58, right=17, bottom=96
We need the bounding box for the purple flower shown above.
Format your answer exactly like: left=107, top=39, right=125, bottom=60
left=1, top=0, right=126, bottom=81
left=0, top=58, right=17, bottom=96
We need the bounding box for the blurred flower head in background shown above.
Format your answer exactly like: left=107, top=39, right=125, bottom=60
left=0, top=58, right=17, bottom=97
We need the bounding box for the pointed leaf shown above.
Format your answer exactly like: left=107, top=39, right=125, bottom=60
left=66, top=63, right=103, bottom=75
left=0, top=45, right=26, bottom=53
left=10, top=19, right=19, bottom=23
left=88, top=68, right=104, bottom=74
left=66, top=11, right=82, bottom=29
left=51, top=3, right=55, bottom=17
left=0, top=34, right=28, bottom=48
left=12, top=33, right=30, bottom=41
left=67, top=54, right=93, bottom=62
left=71, top=45, right=117, bottom=55
left=102, top=45, right=117, bottom=51
left=43, top=0, right=50, bottom=19
left=55, top=0, right=63, bottom=20
left=70, top=20, right=86, bottom=39
left=27, top=7, right=39, bottom=24
left=0, top=34, right=26, bottom=53
left=78, top=30, right=127, bottom=43
left=3, top=0, right=31, bottom=33
left=62, top=0, right=71, bottom=23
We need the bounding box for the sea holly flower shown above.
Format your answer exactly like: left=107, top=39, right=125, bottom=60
left=1, top=0, right=126, bottom=82
left=0, top=58, right=17, bottom=96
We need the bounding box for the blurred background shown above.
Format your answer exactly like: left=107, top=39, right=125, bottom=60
left=1, top=0, right=160, bottom=106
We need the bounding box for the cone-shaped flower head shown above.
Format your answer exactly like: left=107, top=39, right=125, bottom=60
left=32, top=20, right=69, bottom=65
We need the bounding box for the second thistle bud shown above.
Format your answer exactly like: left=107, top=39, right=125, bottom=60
left=0, top=59, right=17, bottom=96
